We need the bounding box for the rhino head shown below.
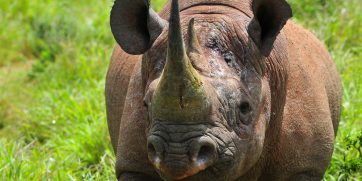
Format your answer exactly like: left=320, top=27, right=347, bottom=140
left=110, top=0, right=292, bottom=180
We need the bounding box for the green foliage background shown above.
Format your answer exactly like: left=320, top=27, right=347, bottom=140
left=0, top=0, right=361, bottom=180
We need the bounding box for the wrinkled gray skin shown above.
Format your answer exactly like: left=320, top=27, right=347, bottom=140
left=106, top=0, right=342, bottom=180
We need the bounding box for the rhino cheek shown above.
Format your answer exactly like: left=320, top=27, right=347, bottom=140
left=233, top=78, right=271, bottom=177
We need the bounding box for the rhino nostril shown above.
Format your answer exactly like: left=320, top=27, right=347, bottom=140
left=147, top=136, right=165, bottom=164
left=190, top=137, right=217, bottom=167
left=148, top=142, right=157, bottom=158
left=197, top=144, right=215, bottom=163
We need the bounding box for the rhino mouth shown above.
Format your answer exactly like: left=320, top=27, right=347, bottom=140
left=147, top=121, right=236, bottom=180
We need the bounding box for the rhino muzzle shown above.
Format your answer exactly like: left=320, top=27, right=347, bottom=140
left=147, top=134, right=217, bottom=180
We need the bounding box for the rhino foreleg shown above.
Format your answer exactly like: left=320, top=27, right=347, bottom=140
left=118, top=172, right=162, bottom=181
left=289, top=171, right=323, bottom=181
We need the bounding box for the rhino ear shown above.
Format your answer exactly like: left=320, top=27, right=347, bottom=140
left=248, top=0, right=292, bottom=56
left=110, top=0, right=166, bottom=55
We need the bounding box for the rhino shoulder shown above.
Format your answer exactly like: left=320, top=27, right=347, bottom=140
left=106, top=44, right=141, bottom=151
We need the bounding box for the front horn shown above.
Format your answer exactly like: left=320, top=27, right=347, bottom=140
left=151, top=0, right=211, bottom=123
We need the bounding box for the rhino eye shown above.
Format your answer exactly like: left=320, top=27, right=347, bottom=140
left=223, top=51, right=241, bottom=75
left=223, top=51, right=235, bottom=65
left=239, top=102, right=251, bottom=115
left=237, top=101, right=252, bottom=125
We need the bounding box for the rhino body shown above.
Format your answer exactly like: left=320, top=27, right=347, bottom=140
left=106, top=0, right=342, bottom=180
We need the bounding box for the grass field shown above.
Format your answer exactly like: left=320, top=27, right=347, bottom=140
left=0, top=0, right=361, bottom=180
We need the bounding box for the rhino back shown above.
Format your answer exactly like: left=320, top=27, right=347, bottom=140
left=159, top=0, right=253, bottom=18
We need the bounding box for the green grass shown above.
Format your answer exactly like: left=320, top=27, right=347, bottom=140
left=0, top=0, right=361, bottom=180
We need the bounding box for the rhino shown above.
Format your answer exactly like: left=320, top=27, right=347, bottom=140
left=106, top=0, right=342, bottom=180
